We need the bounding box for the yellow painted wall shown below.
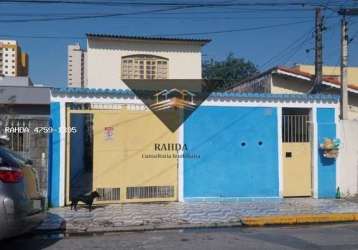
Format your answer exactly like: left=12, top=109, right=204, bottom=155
left=92, top=108, right=179, bottom=203
left=293, top=64, right=358, bottom=86
left=271, top=75, right=312, bottom=94
left=282, top=143, right=312, bottom=197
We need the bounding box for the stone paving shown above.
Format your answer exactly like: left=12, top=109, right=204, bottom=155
left=36, top=198, right=358, bottom=233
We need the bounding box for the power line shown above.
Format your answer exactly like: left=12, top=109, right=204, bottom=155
left=258, top=2, right=351, bottom=71
left=0, top=11, right=314, bottom=19
left=0, top=34, right=84, bottom=39
left=0, top=20, right=313, bottom=39
left=0, top=0, right=347, bottom=7
left=0, top=15, right=314, bottom=22
left=151, top=20, right=311, bottom=36
left=259, top=27, right=314, bottom=69
left=0, top=3, right=346, bottom=23
left=0, top=6, right=198, bottom=23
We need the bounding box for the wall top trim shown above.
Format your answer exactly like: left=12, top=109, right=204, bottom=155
left=51, top=87, right=339, bottom=104
left=86, top=33, right=211, bottom=45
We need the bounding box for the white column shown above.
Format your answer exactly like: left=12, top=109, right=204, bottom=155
left=312, top=106, right=319, bottom=198
left=277, top=107, right=283, bottom=198
left=178, top=123, right=184, bottom=202
left=59, top=101, right=66, bottom=207
left=335, top=106, right=341, bottom=191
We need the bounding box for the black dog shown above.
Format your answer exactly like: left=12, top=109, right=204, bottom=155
left=70, top=191, right=100, bottom=211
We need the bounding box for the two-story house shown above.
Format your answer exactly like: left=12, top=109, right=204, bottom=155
left=68, top=34, right=210, bottom=89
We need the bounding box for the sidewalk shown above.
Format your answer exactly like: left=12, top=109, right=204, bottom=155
left=36, top=198, right=358, bottom=233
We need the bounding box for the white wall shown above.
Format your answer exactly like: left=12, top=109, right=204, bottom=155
left=87, top=39, right=203, bottom=89
left=67, top=45, right=83, bottom=88
left=339, top=120, right=358, bottom=196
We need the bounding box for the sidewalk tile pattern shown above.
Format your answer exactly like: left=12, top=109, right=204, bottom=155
left=37, top=199, right=358, bottom=232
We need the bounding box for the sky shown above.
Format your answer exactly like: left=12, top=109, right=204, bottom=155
left=0, top=0, right=358, bottom=88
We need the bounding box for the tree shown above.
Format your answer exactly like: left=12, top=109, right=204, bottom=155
left=202, top=53, right=259, bottom=89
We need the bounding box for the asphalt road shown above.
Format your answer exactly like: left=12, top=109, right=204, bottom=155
left=3, top=223, right=358, bottom=250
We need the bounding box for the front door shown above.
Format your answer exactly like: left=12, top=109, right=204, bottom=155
left=282, top=111, right=312, bottom=197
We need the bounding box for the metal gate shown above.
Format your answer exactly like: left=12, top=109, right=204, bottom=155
left=7, top=118, right=48, bottom=154
left=7, top=119, right=31, bottom=158
left=6, top=118, right=49, bottom=193
left=282, top=113, right=312, bottom=197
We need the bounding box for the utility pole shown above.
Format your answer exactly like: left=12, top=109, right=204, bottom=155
left=337, top=8, right=358, bottom=120
left=312, top=8, right=323, bottom=94
left=340, top=15, right=349, bottom=120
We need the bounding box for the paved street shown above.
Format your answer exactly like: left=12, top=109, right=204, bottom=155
left=37, top=199, right=358, bottom=233
left=3, top=223, right=358, bottom=249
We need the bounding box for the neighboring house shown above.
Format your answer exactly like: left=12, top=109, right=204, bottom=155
left=292, top=64, right=358, bottom=85
left=232, top=66, right=358, bottom=120
left=0, top=86, right=51, bottom=194
left=85, top=33, right=210, bottom=89
left=0, top=75, right=33, bottom=86
left=67, top=43, right=87, bottom=88
left=0, top=40, right=29, bottom=77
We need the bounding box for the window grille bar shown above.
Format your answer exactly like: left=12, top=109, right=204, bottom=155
left=282, top=115, right=310, bottom=143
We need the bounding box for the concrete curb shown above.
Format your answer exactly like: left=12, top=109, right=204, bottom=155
left=34, top=213, right=358, bottom=234
left=241, top=213, right=358, bottom=226
left=34, top=221, right=243, bottom=235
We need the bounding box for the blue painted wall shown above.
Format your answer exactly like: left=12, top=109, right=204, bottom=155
left=184, top=106, right=279, bottom=198
left=49, top=102, right=61, bottom=207
left=317, top=108, right=337, bottom=198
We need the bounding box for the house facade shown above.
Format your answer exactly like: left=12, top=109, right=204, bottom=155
left=232, top=66, right=358, bottom=120
left=49, top=88, right=340, bottom=207
left=85, top=34, right=210, bottom=89
left=292, top=64, right=358, bottom=86
left=45, top=36, right=347, bottom=207
left=0, top=86, right=50, bottom=195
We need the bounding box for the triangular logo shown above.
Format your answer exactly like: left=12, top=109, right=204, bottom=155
left=122, top=79, right=223, bottom=132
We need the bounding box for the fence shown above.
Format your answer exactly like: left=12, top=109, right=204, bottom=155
left=6, top=118, right=49, bottom=193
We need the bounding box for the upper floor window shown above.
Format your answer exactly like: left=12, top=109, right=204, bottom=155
left=121, top=55, right=168, bottom=79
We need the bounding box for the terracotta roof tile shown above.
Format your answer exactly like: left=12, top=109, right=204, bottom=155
left=276, top=66, right=358, bottom=91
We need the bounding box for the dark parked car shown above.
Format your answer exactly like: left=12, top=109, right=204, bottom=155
left=0, top=146, right=46, bottom=240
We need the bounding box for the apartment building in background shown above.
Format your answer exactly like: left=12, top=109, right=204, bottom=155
left=0, top=40, right=29, bottom=77
left=67, top=43, right=87, bottom=88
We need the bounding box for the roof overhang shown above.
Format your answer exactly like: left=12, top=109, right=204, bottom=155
left=274, top=68, right=358, bottom=94
left=86, top=33, right=211, bottom=46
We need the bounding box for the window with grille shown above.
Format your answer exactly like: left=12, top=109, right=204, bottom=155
left=282, top=115, right=310, bottom=143
left=121, top=55, right=168, bottom=80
